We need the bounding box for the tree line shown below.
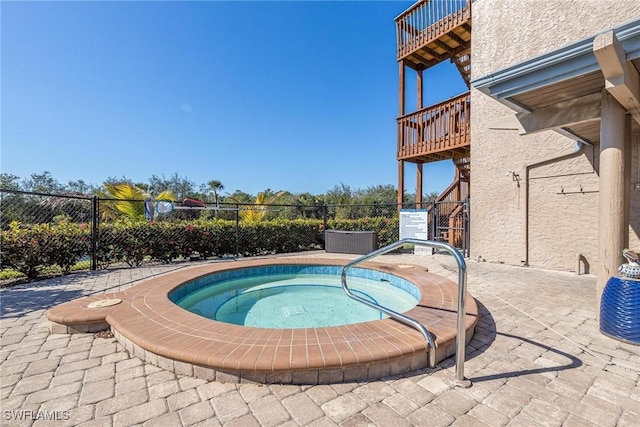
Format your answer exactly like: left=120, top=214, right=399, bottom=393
left=0, top=171, right=438, bottom=207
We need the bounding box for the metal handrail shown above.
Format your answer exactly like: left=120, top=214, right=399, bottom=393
left=340, top=238, right=471, bottom=387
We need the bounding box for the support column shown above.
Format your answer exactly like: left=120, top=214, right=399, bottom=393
left=416, top=68, right=424, bottom=209
left=416, top=162, right=423, bottom=208
left=417, top=68, right=423, bottom=109
left=397, top=60, right=406, bottom=209
left=398, top=161, right=405, bottom=207
left=597, top=90, right=630, bottom=307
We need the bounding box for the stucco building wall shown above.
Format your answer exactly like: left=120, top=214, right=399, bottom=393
left=470, top=1, right=639, bottom=272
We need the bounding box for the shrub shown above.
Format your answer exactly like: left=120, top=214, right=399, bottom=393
left=45, top=221, right=91, bottom=274
left=0, top=223, right=48, bottom=278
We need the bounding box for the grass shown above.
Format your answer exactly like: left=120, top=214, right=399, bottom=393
left=0, top=269, right=26, bottom=280
left=0, top=260, right=92, bottom=285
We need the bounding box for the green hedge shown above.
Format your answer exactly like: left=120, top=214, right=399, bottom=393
left=0, top=217, right=399, bottom=278
left=0, top=222, right=90, bottom=278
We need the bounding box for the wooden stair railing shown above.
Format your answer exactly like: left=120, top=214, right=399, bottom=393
left=398, top=92, right=470, bottom=162
left=446, top=204, right=465, bottom=247
left=395, top=0, right=471, bottom=68
left=429, top=178, right=468, bottom=245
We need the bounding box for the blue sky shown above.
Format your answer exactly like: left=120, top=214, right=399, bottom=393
left=1, top=1, right=468, bottom=197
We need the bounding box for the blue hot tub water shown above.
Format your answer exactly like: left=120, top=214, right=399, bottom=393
left=170, top=265, right=420, bottom=329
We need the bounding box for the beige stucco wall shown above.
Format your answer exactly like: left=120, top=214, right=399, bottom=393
left=470, top=0, right=639, bottom=273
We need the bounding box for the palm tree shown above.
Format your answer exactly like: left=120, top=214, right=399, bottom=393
left=228, top=191, right=284, bottom=222
left=101, top=183, right=176, bottom=222
left=207, top=180, right=224, bottom=204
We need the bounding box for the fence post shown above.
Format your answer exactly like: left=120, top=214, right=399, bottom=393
left=235, top=204, right=240, bottom=257
left=91, top=196, right=98, bottom=271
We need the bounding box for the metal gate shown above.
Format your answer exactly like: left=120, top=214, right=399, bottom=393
left=431, top=198, right=470, bottom=256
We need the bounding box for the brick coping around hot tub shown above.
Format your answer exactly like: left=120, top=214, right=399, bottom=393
left=47, top=258, right=478, bottom=384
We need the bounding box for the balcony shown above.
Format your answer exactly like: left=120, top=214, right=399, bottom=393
left=397, top=92, right=470, bottom=162
left=395, top=0, right=471, bottom=70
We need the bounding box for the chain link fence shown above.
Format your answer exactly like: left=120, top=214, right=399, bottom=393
left=0, top=189, right=413, bottom=279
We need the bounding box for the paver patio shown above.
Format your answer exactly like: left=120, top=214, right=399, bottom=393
left=1, top=252, right=639, bottom=426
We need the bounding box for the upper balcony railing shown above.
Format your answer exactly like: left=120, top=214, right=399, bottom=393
left=397, top=92, right=470, bottom=161
left=395, top=0, right=471, bottom=62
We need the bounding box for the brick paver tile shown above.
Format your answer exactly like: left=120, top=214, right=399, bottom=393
left=238, top=383, right=271, bottom=403
left=95, top=390, right=149, bottom=416
left=211, top=391, right=250, bottom=423
left=483, top=384, right=532, bottom=418
left=305, top=384, right=339, bottom=405
left=249, top=395, right=291, bottom=426
left=321, top=393, right=368, bottom=424
left=417, top=375, right=451, bottom=396
left=74, top=415, right=113, bottom=427
left=55, top=357, right=101, bottom=375
left=555, top=396, right=617, bottom=427
left=167, top=389, right=201, bottom=412
left=178, top=400, right=216, bottom=426
left=149, top=380, right=180, bottom=400
left=339, top=413, right=373, bottom=427
left=619, top=410, right=640, bottom=427
left=282, top=392, right=325, bottom=425
left=363, top=402, right=412, bottom=427
left=24, top=380, right=82, bottom=406
left=520, top=398, right=569, bottom=426
left=305, top=415, right=339, bottom=426
left=146, top=370, right=177, bottom=387
left=50, top=370, right=85, bottom=387
left=196, top=381, right=237, bottom=400
left=22, top=357, right=61, bottom=378
left=78, top=378, right=115, bottom=405
left=115, top=357, right=143, bottom=372
left=432, top=389, right=478, bottom=416
left=1, top=395, right=27, bottom=414
left=115, top=365, right=145, bottom=383
left=2, top=373, right=22, bottom=388
left=38, top=393, right=80, bottom=412
left=223, top=414, right=260, bottom=427
left=102, top=352, right=129, bottom=365
left=506, top=375, right=558, bottom=403
left=467, top=403, right=510, bottom=427
left=562, top=414, right=600, bottom=427
left=353, top=381, right=396, bottom=405
left=389, top=377, right=435, bottom=405
left=269, top=384, right=302, bottom=399
left=89, top=340, right=117, bottom=359
left=39, top=334, right=71, bottom=351
left=3, top=352, right=49, bottom=368
left=382, top=393, right=420, bottom=417
left=11, top=372, right=54, bottom=396
left=60, top=350, right=91, bottom=364
left=112, top=399, right=168, bottom=426
left=178, top=376, right=207, bottom=391
left=406, top=404, right=456, bottom=427
left=142, top=411, right=181, bottom=427
left=84, top=363, right=116, bottom=383
left=451, top=414, right=491, bottom=427
left=62, top=405, right=98, bottom=427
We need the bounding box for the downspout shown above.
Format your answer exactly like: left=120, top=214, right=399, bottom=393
left=522, top=140, right=591, bottom=267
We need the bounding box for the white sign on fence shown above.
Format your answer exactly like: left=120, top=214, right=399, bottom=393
left=399, top=209, right=429, bottom=240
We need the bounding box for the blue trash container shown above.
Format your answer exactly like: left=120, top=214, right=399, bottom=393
left=600, top=274, right=640, bottom=345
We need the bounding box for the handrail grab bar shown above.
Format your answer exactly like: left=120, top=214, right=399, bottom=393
left=340, top=238, right=470, bottom=387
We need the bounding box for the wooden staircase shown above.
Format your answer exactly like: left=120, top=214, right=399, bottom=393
left=454, top=157, right=470, bottom=182
left=395, top=0, right=472, bottom=163
left=429, top=178, right=469, bottom=250
left=452, top=49, right=471, bottom=88
left=395, top=0, right=472, bottom=212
